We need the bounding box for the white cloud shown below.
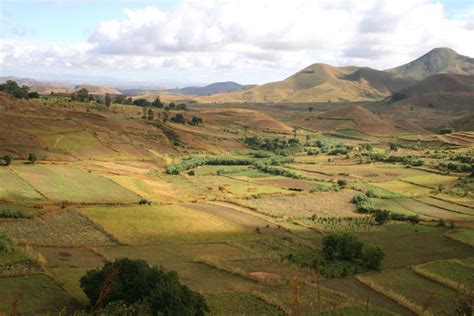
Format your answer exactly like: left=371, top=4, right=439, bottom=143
left=1, top=0, right=474, bottom=83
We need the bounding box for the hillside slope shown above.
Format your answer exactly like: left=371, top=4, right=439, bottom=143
left=387, top=48, right=474, bottom=80
left=172, top=82, right=251, bottom=96
left=203, top=64, right=414, bottom=103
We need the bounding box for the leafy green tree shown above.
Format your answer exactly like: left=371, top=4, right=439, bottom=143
left=337, top=179, right=347, bottom=188
left=170, top=113, right=186, bottom=124
left=3, top=155, right=12, bottom=166
left=105, top=93, right=112, bottom=107
left=27, top=153, right=37, bottom=164
left=28, top=91, right=40, bottom=99
left=389, top=143, right=399, bottom=152
left=80, top=258, right=209, bottom=315
left=73, top=88, right=90, bottom=102
left=168, top=102, right=176, bottom=109
left=373, top=210, right=390, bottom=225
left=322, top=233, right=364, bottom=263
left=0, top=80, right=29, bottom=98
left=363, top=244, right=385, bottom=270
left=133, top=98, right=151, bottom=107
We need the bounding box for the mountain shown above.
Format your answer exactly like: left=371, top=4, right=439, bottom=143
left=74, top=84, right=122, bottom=95
left=387, top=48, right=474, bottom=80
left=170, top=81, right=251, bottom=96
left=202, top=64, right=414, bottom=103
left=0, top=76, right=72, bottom=94
left=398, top=74, right=474, bottom=97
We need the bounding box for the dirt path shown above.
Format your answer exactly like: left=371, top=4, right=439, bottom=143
left=183, top=202, right=280, bottom=232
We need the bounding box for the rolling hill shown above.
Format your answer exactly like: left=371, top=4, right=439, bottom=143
left=74, top=84, right=122, bottom=95
left=387, top=47, right=474, bottom=80
left=202, top=64, right=414, bottom=103
left=170, top=81, right=252, bottom=96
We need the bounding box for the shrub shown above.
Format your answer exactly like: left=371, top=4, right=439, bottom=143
left=80, top=258, right=209, bottom=315
left=138, top=199, right=151, bottom=205
left=337, top=179, right=347, bottom=188
left=28, top=153, right=37, bottom=164
left=3, top=155, right=12, bottom=166
left=373, top=209, right=390, bottom=225
left=363, top=244, right=385, bottom=270
left=0, top=210, right=30, bottom=219
left=0, top=232, right=13, bottom=253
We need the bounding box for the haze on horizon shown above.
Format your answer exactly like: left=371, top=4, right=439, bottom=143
left=1, top=0, right=474, bottom=86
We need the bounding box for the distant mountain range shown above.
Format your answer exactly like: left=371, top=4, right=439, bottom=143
left=167, top=81, right=254, bottom=96
left=200, top=48, right=474, bottom=103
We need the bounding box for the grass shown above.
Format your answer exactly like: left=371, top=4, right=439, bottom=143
left=50, top=268, right=90, bottom=306
left=413, top=260, right=474, bottom=292
left=320, top=305, right=396, bottom=316
left=355, top=223, right=474, bottom=269
left=357, top=268, right=460, bottom=315
left=206, top=292, right=283, bottom=315
left=232, top=190, right=357, bottom=219
left=105, top=175, right=172, bottom=203
left=373, top=180, right=432, bottom=196
left=80, top=205, right=254, bottom=245
left=446, top=229, right=474, bottom=247
left=0, top=211, right=115, bottom=246
left=396, top=198, right=473, bottom=220
left=34, top=246, right=107, bottom=268
left=403, top=174, right=459, bottom=189
left=13, top=164, right=140, bottom=203
left=0, top=168, right=44, bottom=201
left=0, top=274, right=76, bottom=314
left=417, top=196, right=474, bottom=216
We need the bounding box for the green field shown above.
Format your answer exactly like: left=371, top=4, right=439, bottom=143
left=0, top=168, right=44, bottom=201
left=80, top=205, right=253, bottom=244
left=13, top=164, right=140, bottom=203
left=414, top=260, right=474, bottom=291
left=447, top=229, right=474, bottom=247
left=373, top=180, right=432, bottom=196
left=0, top=275, right=76, bottom=314
left=358, top=268, right=459, bottom=315
left=206, top=292, right=283, bottom=315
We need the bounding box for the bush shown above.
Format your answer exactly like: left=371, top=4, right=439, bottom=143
left=138, top=199, right=151, bottom=205
left=438, top=127, right=454, bottom=135
left=28, top=153, right=37, bottom=164
left=3, top=155, right=12, bottom=166
left=337, top=179, right=347, bottom=188
left=0, top=210, right=30, bottom=219
left=80, top=258, right=209, bottom=315
left=316, top=233, right=385, bottom=277
left=0, top=232, right=13, bottom=253
left=373, top=209, right=390, bottom=225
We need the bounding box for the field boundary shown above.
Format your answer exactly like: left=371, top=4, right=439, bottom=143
left=411, top=261, right=470, bottom=294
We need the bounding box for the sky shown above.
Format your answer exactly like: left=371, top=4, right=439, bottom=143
left=1, top=0, right=473, bottom=86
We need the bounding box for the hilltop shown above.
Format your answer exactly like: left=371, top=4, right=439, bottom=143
left=202, top=64, right=414, bottom=103
left=74, top=84, right=122, bottom=95
left=387, top=47, right=474, bottom=80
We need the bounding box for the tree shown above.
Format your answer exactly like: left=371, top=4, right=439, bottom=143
left=3, top=155, right=12, bottom=166
left=373, top=210, right=390, bottom=225
left=80, top=258, right=209, bottom=315
left=363, top=244, right=385, bottom=270
left=74, top=88, right=90, bottom=102
left=104, top=93, right=112, bottom=107
left=337, top=179, right=347, bottom=188
left=133, top=98, right=151, bottom=107
left=439, top=127, right=454, bottom=135
left=152, top=96, right=163, bottom=108
left=170, top=113, right=186, bottom=124
left=28, top=91, right=40, bottom=99
left=308, top=106, right=314, bottom=112
left=0, top=80, right=29, bottom=99
left=27, top=153, right=37, bottom=164
left=190, top=116, right=203, bottom=126
left=322, top=233, right=364, bottom=263
left=147, top=108, right=154, bottom=121
left=168, top=102, right=176, bottom=109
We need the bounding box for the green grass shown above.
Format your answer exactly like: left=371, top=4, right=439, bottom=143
left=373, top=180, right=432, bottom=197
left=13, top=164, right=140, bottom=203
left=206, top=292, right=283, bottom=315
left=50, top=268, right=90, bottom=306
left=0, top=210, right=115, bottom=246
left=320, top=305, right=396, bottom=316
left=447, top=229, right=474, bottom=247
left=403, top=174, right=459, bottom=189
left=355, top=224, right=473, bottom=269
left=415, top=260, right=474, bottom=291
left=0, top=168, right=44, bottom=201
left=358, top=268, right=459, bottom=315
left=191, top=165, right=250, bottom=176
left=80, top=205, right=254, bottom=245
left=0, top=275, right=76, bottom=314
left=370, top=198, right=418, bottom=216
left=349, top=182, right=404, bottom=199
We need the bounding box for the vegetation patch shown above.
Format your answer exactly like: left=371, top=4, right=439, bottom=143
left=80, top=205, right=253, bottom=245
left=413, top=260, right=474, bottom=292
left=14, top=165, right=140, bottom=203
left=0, top=275, right=76, bottom=314
left=446, top=229, right=474, bottom=247
left=206, top=292, right=283, bottom=315
left=0, top=168, right=44, bottom=201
